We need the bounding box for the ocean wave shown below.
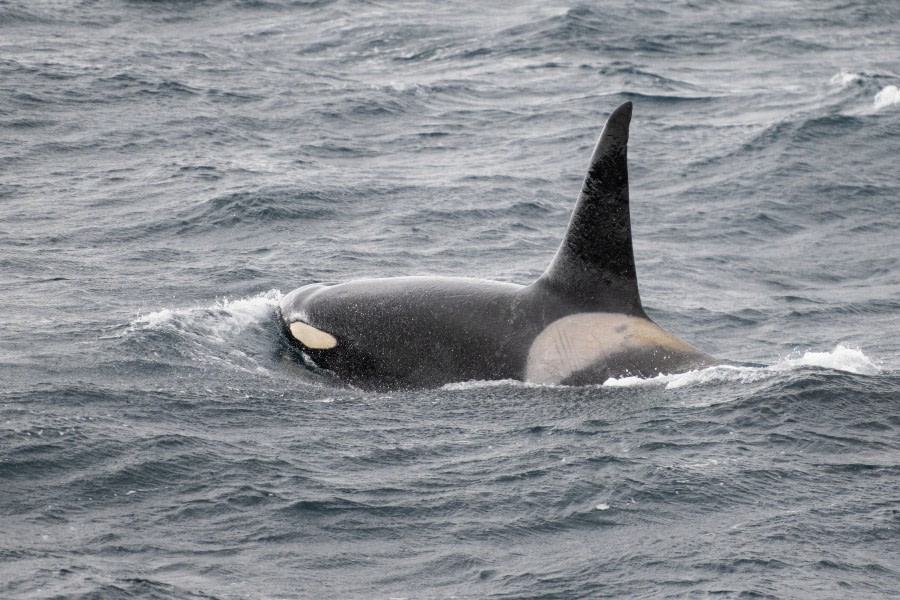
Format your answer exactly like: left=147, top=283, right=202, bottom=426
left=605, top=344, right=881, bottom=390
left=0, top=5, right=60, bottom=25
left=128, top=290, right=282, bottom=341
left=116, top=290, right=285, bottom=377
left=874, top=85, right=900, bottom=110
left=827, top=71, right=900, bottom=113
left=777, top=344, right=881, bottom=374
left=129, top=187, right=346, bottom=238
left=831, top=71, right=864, bottom=87
left=441, top=378, right=546, bottom=391
left=195, top=189, right=338, bottom=227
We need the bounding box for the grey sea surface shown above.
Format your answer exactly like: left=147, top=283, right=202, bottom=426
left=2, top=1, right=899, bottom=598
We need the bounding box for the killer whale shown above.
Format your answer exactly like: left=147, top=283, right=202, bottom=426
left=278, top=102, right=717, bottom=389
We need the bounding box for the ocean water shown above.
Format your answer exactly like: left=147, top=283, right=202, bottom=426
left=2, top=0, right=899, bottom=597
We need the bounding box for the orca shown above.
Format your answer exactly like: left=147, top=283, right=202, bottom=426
left=277, top=102, right=717, bottom=390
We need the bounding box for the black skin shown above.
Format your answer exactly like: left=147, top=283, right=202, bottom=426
left=279, top=277, right=590, bottom=389
left=277, top=275, right=713, bottom=390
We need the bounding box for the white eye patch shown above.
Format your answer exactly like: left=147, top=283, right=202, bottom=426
left=289, top=321, right=338, bottom=349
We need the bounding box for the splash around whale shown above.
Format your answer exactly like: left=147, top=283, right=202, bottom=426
left=277, top=102, right=717, bottom=390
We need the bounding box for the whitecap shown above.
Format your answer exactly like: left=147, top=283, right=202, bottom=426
left=129, top=290, right=282, bottom=339
left=441, top=378, right=542, bottom=391
left=874, top=85, right=900, bottom=110
left=830, top=71, right=862, bottom=87
left=776, top=344, right=880, bottom=375
left=603, top=364, right=770, bottom=390
left=603, top=344, right=881, bottom=389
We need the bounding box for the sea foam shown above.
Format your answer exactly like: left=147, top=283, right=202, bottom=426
left=604, top=344, right=881, bottom=389
left=776, top=344, right=880, bottom=375
left=874, top=85, right=900, bottom=110
left=128, top=290, right=282, bottom=341
left=830, top=71, right=862, bottom=87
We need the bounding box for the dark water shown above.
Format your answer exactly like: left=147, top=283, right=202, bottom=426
left=2, top=1, right=900, bottom=597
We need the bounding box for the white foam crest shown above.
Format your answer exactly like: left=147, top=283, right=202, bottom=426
left=603, top=364, right=771, bottom=390
left=874, top=85, right=900, bottom=110
left=134, top=307, right=175, bottom=329
left=128, top=290, right=282, bottom=341
left=776, top=344, right=880, bottom=375
left=603, top=345, right=881, bottom=389
left=830, top=71, right=862, bottom=87
left=212, top=291, right=283, bottom=334
left=441, top=378, right=545, bottom=391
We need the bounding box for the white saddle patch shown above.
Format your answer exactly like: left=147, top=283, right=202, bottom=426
left=289, top=321, right=338, bottom=349
left=525, top=312, right=696, bottom=385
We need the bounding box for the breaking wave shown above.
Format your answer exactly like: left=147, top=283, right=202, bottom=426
left=604, top=344, right=881, bottom=389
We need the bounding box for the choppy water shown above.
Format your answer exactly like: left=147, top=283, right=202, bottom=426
left=2, top=1, right=900, bottom=598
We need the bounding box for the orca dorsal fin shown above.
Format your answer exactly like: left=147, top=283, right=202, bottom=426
left=537, top=101, right=643, bottom=314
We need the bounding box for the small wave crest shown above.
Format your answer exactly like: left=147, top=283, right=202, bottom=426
left=874, top=85, right=900, bottom=110
left=777, top=344, right=880, bottom=375
left=830, top=71, right=863, bottom=87
left=128, top=290, right=282, bottom=342
left=603, top=364, right=769, bottom=390
left=120, top=291, right=284, bottom=375
left=604, top=344, right=881, bottom=390
left=828, top=71, right=900, bottom=112
left=441, top=378, right=543, bottom=391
